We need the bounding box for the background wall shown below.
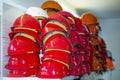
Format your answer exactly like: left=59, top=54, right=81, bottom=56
left=99, top=18, right=120, bottom=80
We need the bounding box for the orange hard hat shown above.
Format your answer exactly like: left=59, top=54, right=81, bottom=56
left=81, top=12, right=98, bottom=25
left=106, top=58, right=114, bottom=70
left=41, top=0, right=62, bottom=16
left=81, top=12, right=101, bottom=34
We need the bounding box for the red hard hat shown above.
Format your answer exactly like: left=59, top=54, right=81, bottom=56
left=78, top=52, right=88, bottom=62
left=13, top=14, right=41, bottom=32
left=57, top=11, right=75, bottom=23
left=58, top=11, right=74, bottom=18
left=75, top=17, right=90, bottom=35
left=42, top=13, right=71, bottom=32
left=40, top=23, right=67, bottom=40
left=79, top=35, right=89, bottom=49
left=7, top=67, right=39, bottom=77
left=5, top=53, right=40, bottom=69
left=81, top=63, right=90, bottom=74
left=57, top=11, right=77, bottom=30
left=69, top=30, right=80, bottom=47
left=70, top=54, right=80, bottom=76
left=74, top=17, right=83, bottom=32
left=69, top=30, right=80, bottom=54
left=9, top=31, right=40, bottom=45
left=10, top=27, right=40, bottom=39
left=37, top=59, right=69, bottom=78
left=43, top=50, right=71, bottom=64
left=8, top=36, right=39, bottom=55
left=42, top=34, right=72, bottom=51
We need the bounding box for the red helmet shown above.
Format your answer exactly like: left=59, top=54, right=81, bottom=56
left=43, top=50, right=71, bottom=64
left=13, top=14, right=41, bottom=32
left=69, top=30, right=80, bottom=45
left=57, top=11, right=77, bottom=30
left=81, top=63, right=90, bottom=74
left=42, top=34, right=72, bottom=51
left=42, top=13, right=71, bottom=32
left=8, top=36, right=39, bottom=55
left=9, top=30, right=40, bottom=44
left=76, top=18, right=90, bottom=35
left=70, top=54, right=81, bottom=76
left=10, top=26, right=40, bottom=37
left=58, top=11, right=74, bottom=18
left=5, top=53, right=40, bottom=69
left=78, top=53, right=88, bottom=62
left=37, top=59, right=69, bottom=78
left=7, top=67, right=39, bottom=77
left=73, top=17, right=83, bottom=32
left=79, top=35, right=89, bottom=49
left=40, top=24, right=67, bottom=40
left=69, top=30, right=80, bottom=48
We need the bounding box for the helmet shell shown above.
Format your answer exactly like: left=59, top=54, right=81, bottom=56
left=8, top=36, right=40, bottom=55
left=81, top=12, right=98, bottom=25
left=7, top=67, right=39, bottom=77
left=13, top=14, right=41, bottom=32
left=37, top=59, right=69, bottom=78
left=5, top=53, right=40, bottom=69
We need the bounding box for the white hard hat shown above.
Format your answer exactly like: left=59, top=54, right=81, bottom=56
left=26, top=7, right=48, bottom=18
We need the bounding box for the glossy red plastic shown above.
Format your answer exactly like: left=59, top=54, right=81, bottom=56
left=42, top=34, right=72, bottom=51
left=42, top=13, right=71, bottom=32
left=7, top=67, right=39, bottom=77
left=5, top=53, right=40, bottom=69
left=13, top=14, right=41, bottom=32
left=9, top=28, right=40, bottom=43
left=40, top=23, right=67, bottom=40
left=8, top=36, right=39, bottom=55
left=43, top=50, right=71, bottom=64
left=37, top=59, right=69, bottom=78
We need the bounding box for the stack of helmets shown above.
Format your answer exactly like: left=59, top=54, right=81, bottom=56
left=5, top=13, right=41, bottom=77
left=75, top=17, right=93, bottom=75
left=98, top=36, right=107, bottom=71
left=81, top=12, right=108, bottom=73
left=37, top=12, right=72, bottom=78
left=57, top=11, right=92, bottom=77
left=57, top=11, right=81, bottom=76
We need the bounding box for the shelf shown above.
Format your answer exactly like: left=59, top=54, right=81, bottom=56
left=2, top=77, right=61, bottom=80
left=1, top=76, right=78, bottom=80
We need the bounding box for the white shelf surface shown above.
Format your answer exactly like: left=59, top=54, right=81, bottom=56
left=1, top=76, right=78, bottom=80
left=2, top=77, right=61, bottom=80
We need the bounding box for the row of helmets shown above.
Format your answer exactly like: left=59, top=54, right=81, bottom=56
left=5, top=0, right=114, bottom=78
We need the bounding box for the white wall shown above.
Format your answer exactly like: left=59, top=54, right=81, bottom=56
left=99, top=18, right=120, bottom=80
